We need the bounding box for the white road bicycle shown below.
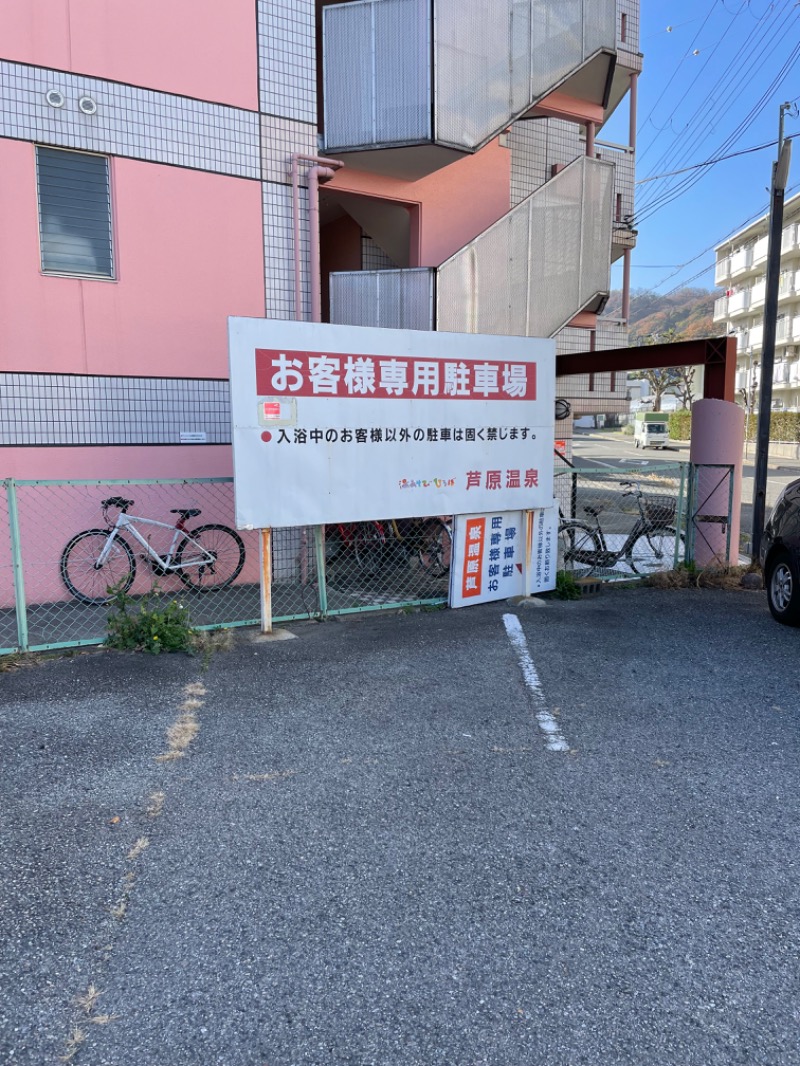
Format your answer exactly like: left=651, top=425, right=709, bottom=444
left=60, top=496, right=246, bottom=605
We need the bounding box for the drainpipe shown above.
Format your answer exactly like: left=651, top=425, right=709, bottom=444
left=585, top=121, right=596, bottom=158
left=622, top=70, right=639, bottom=327
left=291, top=153, right=344, bottom=323
left=628, top=71, right=638, bottom=149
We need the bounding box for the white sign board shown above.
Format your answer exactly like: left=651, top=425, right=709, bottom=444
left=229, top=318, right=555, bottom=529
left=450, top=506, right=558, bottom=607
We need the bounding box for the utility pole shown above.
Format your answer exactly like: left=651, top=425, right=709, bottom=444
left=751, top=103, right=793, bottom=560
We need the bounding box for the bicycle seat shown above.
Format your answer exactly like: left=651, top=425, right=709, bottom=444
left=102, top=496, right=134, bottom=510
left=583, top=504, right=604, bottom=518
left=171, top=508, right=201, bottom=519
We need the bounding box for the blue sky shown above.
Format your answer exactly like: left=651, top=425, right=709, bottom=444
left=604, top=0, right=800, bottom=296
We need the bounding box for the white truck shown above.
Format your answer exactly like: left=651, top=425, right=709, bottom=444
left=633, top=411, right=670, bottom=450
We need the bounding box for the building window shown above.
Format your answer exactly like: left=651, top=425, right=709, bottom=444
left=36, top=147, right=114, bottom=278
left=620, top=12, right=627, bottom=42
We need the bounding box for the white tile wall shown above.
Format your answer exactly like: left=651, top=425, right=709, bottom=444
left=509, top=119, right=582, bottom=206
left=263, top=180, right=310, bottom=320
left=0, top=61, right=261, bottom=179
left=258, top=0, right=317, bottom=123
left=260, top=114, right=317, bottom=185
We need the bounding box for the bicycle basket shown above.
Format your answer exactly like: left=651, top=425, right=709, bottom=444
left=644, top=494, right=677, bottom=524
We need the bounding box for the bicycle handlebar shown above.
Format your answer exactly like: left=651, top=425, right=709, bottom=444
left=102, top=496, right=134, bottom=512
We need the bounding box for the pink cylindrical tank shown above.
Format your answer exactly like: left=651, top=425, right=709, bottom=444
left=688, top=399, right=744, bottom=566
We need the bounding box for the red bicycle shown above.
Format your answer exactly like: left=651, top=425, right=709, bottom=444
left=324, top=521, right=386, bottom=576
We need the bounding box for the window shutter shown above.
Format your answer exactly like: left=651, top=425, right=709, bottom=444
left=36, top=147, right=114, bottom=278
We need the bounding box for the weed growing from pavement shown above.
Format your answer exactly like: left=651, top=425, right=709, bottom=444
left=155, top=680, right=206, bottom=762
left=105, top=583, right=195, bottom=654
left=74, top=984, right=102, bottom=1015
left=554, top=570, right=581, bottom=600
left=647, top=562, right=761, bottom=591
left=60, top=1026, right=86, bottom=1062
left=189, top=627, right=234, bottom=671
left=126, top=836, right=149, bottom=860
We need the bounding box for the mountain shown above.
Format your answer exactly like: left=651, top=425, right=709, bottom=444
left=604, top=287, right=716, bottom=344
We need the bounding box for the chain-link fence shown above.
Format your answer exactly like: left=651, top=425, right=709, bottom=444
left=554, top=462, right=690, bottom=580
left=1, top=465, right=698, bottom=655
left=0, top=478, right=451, bottom=654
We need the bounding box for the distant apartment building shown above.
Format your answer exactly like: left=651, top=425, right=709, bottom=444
left=1, top=1, right=641, bottom=481
left=713, top=191, right=800, bottom=414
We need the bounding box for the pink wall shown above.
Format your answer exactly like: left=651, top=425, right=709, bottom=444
left=329, top=139, right=511, bottom=267
left=2, top=446, right=233, bottom=483
left=0, top=0, right=258, bottom=110
left=0, top=141, right=265, bottom=381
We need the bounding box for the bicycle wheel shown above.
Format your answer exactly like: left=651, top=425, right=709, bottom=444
left=176, top=524, right=245, bottom=591
left=557, top=521, right=602, bottom=576
left=353, top=523, right=385, bottom=576
left=627, top=526, right=685, bottom=575
left=418, top=520, right=452, bottom=576
left=60, top=529, right=136, bottom=605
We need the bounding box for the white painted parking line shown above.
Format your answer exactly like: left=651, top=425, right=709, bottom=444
left=502, top=613, right=570, bottom=753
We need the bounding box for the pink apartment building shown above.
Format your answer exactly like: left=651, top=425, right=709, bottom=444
left=0, top=0, right=641, bottom=482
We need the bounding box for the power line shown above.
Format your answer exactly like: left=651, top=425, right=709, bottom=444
left=636, top=135, right=796, bottom=184
left=647, top=181, right=800, bottom=294
left=633, top=36, right=800, bottom=223
left=635, top=0, right=797, bottom=211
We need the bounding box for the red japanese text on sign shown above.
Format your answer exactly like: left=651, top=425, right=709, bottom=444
left=461, top=518, right=486, bottom=599
left=255, top=350, right=536, bottom=401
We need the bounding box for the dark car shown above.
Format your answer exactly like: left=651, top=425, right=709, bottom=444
left=760, top=477, right=800, bottom=625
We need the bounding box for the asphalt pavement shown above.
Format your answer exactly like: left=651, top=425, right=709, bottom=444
left=1, top=586, right=799, bottom=1066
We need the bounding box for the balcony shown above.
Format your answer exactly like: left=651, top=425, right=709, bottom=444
left=782, top=223, right=799, bottom=254
left=730, top=245, right=754, bottom=277
left=330, top=155, right=614, bottom=339
left=727, top=288, right=751, bottom=315
left=774, top=360, right=790, bottom=385
left=749, top=279, right=766, bottom=310
left=779, top=273, right=797, bottom=297
left=596, top=140, right=635, bottom=259
left=323, top=0, right=618, bottom=177
left=330, top=268, right=435, bottom=331
left=713, top=295, right=728, bottom=320
left=753, top=234, right=769, bottom=267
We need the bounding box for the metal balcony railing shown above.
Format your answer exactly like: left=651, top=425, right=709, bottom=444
left=728, top=288, right=751, bottom=315
left=437, top=156, right=613, bottom=338
left=323, top=0, right=617, bottom=169
left=330, top=156, right=613, bottom=341
left=330, top=268, right=435, bottom=332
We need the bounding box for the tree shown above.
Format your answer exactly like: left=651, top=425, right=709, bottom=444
left=634, top=329, right=697, bottom=411
left=674, top=366, right=696, bottom=410
left=633, top=367, right=682, bottom=411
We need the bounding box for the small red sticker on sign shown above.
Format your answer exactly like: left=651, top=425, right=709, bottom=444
left=262, top=402, right=282, bottom=420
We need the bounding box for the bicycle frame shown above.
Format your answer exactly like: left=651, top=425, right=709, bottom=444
left=97, top=512, right=212, bottom=572
left=564, top=490, right=672, bottom=570
left=579, top=514, right=653, bottom=568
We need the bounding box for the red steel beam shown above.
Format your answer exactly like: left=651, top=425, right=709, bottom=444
left=555, top=337, right=736, bottom=402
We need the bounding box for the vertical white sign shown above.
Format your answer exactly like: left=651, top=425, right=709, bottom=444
left=450, top=505, right=557, bottom=607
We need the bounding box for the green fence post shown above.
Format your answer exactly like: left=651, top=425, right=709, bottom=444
left=726, top=464, right=734, bottom=563
left=5, top=479, right=29, bottom=652
left=674, top=463, right=687, bottom=569
left=684, top=464, right=696, bottom=565
left=314, top=525, right=328, bottom=618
